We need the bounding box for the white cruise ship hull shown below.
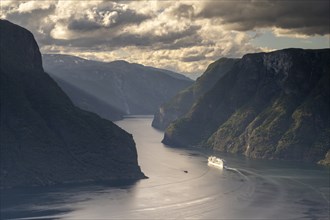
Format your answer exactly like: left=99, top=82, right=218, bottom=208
left=208, top=160, right=224, bottom=169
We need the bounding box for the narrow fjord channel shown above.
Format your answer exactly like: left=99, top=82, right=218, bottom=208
left=1, top=117, right=329, bottom=219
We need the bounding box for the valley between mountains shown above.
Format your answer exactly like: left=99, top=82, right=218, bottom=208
left=1, top=19, right=329, bottom=189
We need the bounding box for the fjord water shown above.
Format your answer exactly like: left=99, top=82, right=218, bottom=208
left=1, top=117, right=329, bottom=219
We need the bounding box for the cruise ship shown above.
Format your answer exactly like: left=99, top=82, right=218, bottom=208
left=208, top=156, right=226, bottom=169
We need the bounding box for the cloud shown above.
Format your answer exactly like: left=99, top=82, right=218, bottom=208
left=46, top=1, right=203, bottom=50
left=170, top=3, right=195, bottom=20
left=3, top=1, right=57, bottom=46
left=1, top=1, right=328, bottom=75
left=67, top=19, right=102, bottom=32
left=197, top=0, right=330, bottom=36
left=181, top=55, right=206, bottom=62
left=66, top=5, right=150, bottom=32
left=17, top=1, right=54, bottom=13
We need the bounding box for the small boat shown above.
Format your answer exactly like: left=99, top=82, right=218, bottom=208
left=208, top=156, right=226, bottom=169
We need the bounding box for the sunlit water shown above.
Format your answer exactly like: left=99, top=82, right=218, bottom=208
left=1, top=116, right=329, bottom=219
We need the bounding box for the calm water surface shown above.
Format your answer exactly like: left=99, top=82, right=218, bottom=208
left=1, top=117, right=329, bottom=219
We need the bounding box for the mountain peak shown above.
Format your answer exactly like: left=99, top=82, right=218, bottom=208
left=161, top=48, right=330, bottom=164
left=0, top=19, right=43, bottom=72
left=1, top=20, right=145, bottom=188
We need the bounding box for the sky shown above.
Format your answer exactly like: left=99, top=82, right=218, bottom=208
left=1, top=0, right=329, bottom=75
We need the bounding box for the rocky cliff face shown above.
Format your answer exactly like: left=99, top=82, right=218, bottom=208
left=152, top=58, right=239, bottom=130
left=163, top=49, right=330, bottom=164
left=42, top=54, right=193, bottom=121
left=0, top=20, right=145, bottom=188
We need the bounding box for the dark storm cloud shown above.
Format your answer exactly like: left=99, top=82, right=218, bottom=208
left=68, top=20, right=102, bottom=31
left=181, top=55, right=206, bottom=62
left=171, top=4, right=195, bottom=19
left=160, top=34, right=205, bottom=50
left=198, top=0, right=330, bottom=35
left=113, top=9, right=151, bottom=27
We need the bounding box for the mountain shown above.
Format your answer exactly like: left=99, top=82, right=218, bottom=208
left=163, top=49, right=330, bottom=164
left=42, top=54, right=193, bottom=121
left=152, top=58, right=239, bottom=130
left=49, top=74, right=124, bottom=121
left=0, top=19, right=145, bottom=188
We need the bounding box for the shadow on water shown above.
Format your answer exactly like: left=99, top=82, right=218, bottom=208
left=1, top=179, right=140, bottom=220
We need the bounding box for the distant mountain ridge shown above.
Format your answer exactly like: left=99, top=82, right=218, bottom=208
left=152, top=58, right=239, bottom=130
left=161, top=48, right=330, bottom=165
left=0, top=19, right=145, bottom=188
left=42, top=54, right=193, bottom=121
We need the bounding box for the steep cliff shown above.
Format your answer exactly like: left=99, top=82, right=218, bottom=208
left=42, top=54, right=193, bottom=120
left=163, top=49, right=330, bottom=163
left=0, top=20, right=145, bottom=188
left=152, top=58, right=238, bottom=130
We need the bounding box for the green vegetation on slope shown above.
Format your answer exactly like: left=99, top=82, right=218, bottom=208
left=153, top=58, right=239, bottom=130
left=163, top=49, right=330, bottom=164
